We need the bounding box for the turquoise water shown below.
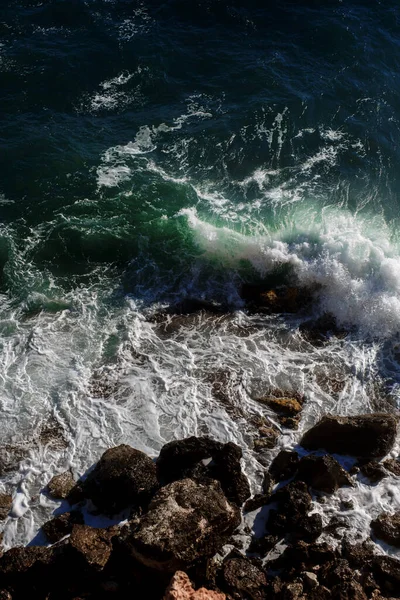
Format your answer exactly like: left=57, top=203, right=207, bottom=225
left=2, top=0, right=400, bottom=548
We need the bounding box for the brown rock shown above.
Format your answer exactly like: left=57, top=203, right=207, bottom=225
left=254, top=430, right=279, bottom=451
left=257, top=397, right=302, bottom=416
left=301, top=414, right=398, bottom=459
left=383, top=458, right=400, bottom=477
left=69, top=524, right=114, bottom=570
left=157, top=437, right=250, bottom=507
left=241, top=284, right=312, bottom=314
left=359, top=461, right=387, bottom=484
left=220, top=557, right=267, bottom=600
left=0, top=591, right=12, bottom=600
left=371, top=555, right=400, bottom=597
left=296, top=455, right=353, bottom=494
left=243, top=494, right=270, bottom=513
left=371, top=512, right=400, bottom=547
left=83, top=444, right=158, bottom=514
left=164, top=571, right=226, bottom=599
left=127, top=478, right=241, bottom=572
left=269, top=450, right=299, bottom=481
left=47, top=471, right=76, bottom=500
left=0, top=495, right=12, bottom=520
left=42, top=511, right=84, bottom=544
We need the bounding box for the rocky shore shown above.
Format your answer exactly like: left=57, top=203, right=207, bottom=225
left=0, top=412, right=399, bottom=599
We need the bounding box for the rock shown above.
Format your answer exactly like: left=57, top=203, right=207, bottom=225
left=254, top=434, right=278, bottom=451
left=243, top=494, right=270, bottom=513
left=295, top=513, right=323, bottom=542
left=163, top=571, right=226, bottom=600
left=157, top=437, right=250, bottom=507
left=371, top=555, right=400, bottom=597
left=269, top=450, right=300, bottom=481
left=248, top=534, right=278, bottom=556
left=267, top=481, right=312, bottom=537
left=300, top=414, right=398, bottom=459
left=241, top=284, right=312, bottom=314
left=47, top=471, right=76, bottom=500
left=42, top=511, right=84, bottom=544
left=299, top=313, right=348, bottom=345
left=383, top=458, right=400, bottom=477
left=255, top=390, right=304, bottom=430
left=127, top=478, right=241, bottom=572
left=83, top=444, right=158, bottom=514
left=331, top=580, right=367, bottom=599
left=371, top=512, right=400, bottom=547
left=302, top=571, right=319, bottom=590
left=0, top=495, right=12, bottom=520
left=262, top=472, right=273, bottom=495
left=319, top=558, right=354, bottom=588
left=68, top=524, right=114, bottom=570
left=296, top=455, right=353, bottom=494
left=0, top=546, right=52, bottom=577
left=0, top=591, right=12, bottom=600
left=359, top=461, right=387, bottom=484
left=0, top=545, right=55, bottom=596
left=218, top=556, right=267, bottom=600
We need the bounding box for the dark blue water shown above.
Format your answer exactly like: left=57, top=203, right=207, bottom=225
left=2, top=0, right=400, bottom=548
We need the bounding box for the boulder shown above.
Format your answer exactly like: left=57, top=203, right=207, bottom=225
left=126, top=478, right=241, bottom=572
left=256, top=397, right=302, bottom=416
left=0, top=495, right=12, bottom=521
left=300, top=414, right=398, bottom=459
left=164, top=571, right=226, bottom=600
left=46, top=471, right=76, bottom=500
left=219, top=557, right=267, bottom=600
left=243, top=494, right=270, bottom=513
left=157, top=437, right=250, bottom=507
left=240, top=285, right=312, bottom=314
left=383, top=458, right=400, bottom=477
left=296, top=455, right=353, bottom=494
left=68, top=524, right=114, bottom=570
left=269, top=450, right=299, bottom=482
left=267, top=481, right=313, bottom=537
left=359, top=461, right=387, bottom=484
left=371, top=512, right=400, bottom=547
left=299, top=314, right=348, bottom=345
left=83, top=444, right=158, bottom=514
left=42, top=511, right=84, bottom=544
left=371, top=555, right=400, bottom=597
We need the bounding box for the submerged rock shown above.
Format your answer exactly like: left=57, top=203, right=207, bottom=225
left=46, top=471, right=76, bottom=500
left=164, top=571, right=226, bottom=600
left=371, top=512, right=400, bottom=547
left=255, top=390, right=304, bottom=430
left=157, top=437, right=250, bottom=507
left=300, top=414, right=398, bottom=459
left=83, top=444, right=158, bottom=514
left=299, top=313, right=348, bottom=345
left=296, top=455, right=354, bottom=494
left=127, top=478, right=241, bottom=572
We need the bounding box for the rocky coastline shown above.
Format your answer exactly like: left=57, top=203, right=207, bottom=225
left=0, top=412, right=399, bottom=599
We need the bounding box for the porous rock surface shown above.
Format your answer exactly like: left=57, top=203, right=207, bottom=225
left=164, top=571, right=226, bottom=600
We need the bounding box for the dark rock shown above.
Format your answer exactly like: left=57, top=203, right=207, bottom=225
left=262, top=472, right=273, bottom=495
left=279, top=416, right=301, bottom=430
left=371, top=555, right=400, bottom=597
left=296, top=455, right=353, bottom=494
left=341, top=539, right=375, bottom=569
left=241, top=284, right=312, bottom=314
left=68, top=524, right=115, bottom=570
left=269, top=450, right=299, bottom=482
left=254, top=433, right=279, bottom=451
left=0, top=495, right=12, bottom=520
left=0, top=591, right=12, bottom=600
left=330, top=581, right=367, bottom=600
left=126, top=478, right=240, bottom=572
left=220, top=556, right=267, bottom=600
left=359, top=461, right=387, bottom=484
left=243, top=494, right=270, bottom=513
left=0, top=545, right=55, bottom=596
left=371, top=512, right=400, bottom=547
left=47, top=471, right=76, bottom=500
left=248, top=534, right=278, bottom=556
left=294, top=513, right=323, bottom=542
left=299, top=313, right=348, bottom=346
left=302, top=571, right=319, bottom=590
left=319, top=558, right=354, bottom=588
left=66, top=481, right=86, bottom=506
left=383, top=458, right=400, bottom=477
left=268, top=540, right=338, bottom=574
left=267, top=481, right=312, bottom=536
left=83, top=444, right=158, bottom=514
left=42, top=511, right=84, bottom=544
left=169, top=298, right=224, bottom=316
left=156, top=436, right=250, bottom=507
left=300, top=414, right=398, bottom=459
left=324, top=517, right=349, bottom=538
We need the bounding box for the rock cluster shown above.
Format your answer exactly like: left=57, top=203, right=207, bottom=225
left=0, top=412, right=399, bottom=599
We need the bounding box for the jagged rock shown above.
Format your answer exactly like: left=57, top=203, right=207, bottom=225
left=0, top=591, right=12, bottom=600
left=383, top=458, right=400, bottom=477
left=241, top=284, right=312, bottom=314
left=341, top=539, right=375, bottom=569
left=219, top=556, right=267, bottom=600
left=331, top=580, right=367, bottom=599
left=248, top=534, right=278, bottom=556
left=296, top=455, right=353, bottom=493
left=262, top=472, right=273, bottom=495
left=68, top=524, right=114, bottom=570
left=257, top=426, right=280, bottom=449
left=47, top=471, right=76, bottom=500
left=319, top=558, right=354, bottom=588
left=371, top=555, right=400, bottom=597
left=164, top=570, right=226, bottom=599
left=0, top=545, right=55, bottom=597
left=371, top=512, right=400, bottom=547
left=269, top=450, right=299, bottom=482
left=299, top=313, right=348, bottom=345
left=42, top=511, right=84, bottom=544
left=0, top=495, right=12, bottom=520
left=156, top=437, right=250, bottom=507
left=83, top=444, right=158, bottom=514
left=300, top=414, right=398, bottom=459
left=243, top=494, right=270, bottom=513
left=267, top=481, right=313, bottom=537
left=302, top=571, right=319, bottom=590
left=126, top=478, right=241, bottom=572
left=256, top=396, right=302, bottom=416
left=359, top=461, right=387, bottom=484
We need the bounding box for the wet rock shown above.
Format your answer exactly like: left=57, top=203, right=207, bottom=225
left=163, top=570, right=226, bottom=600
left=359, top=461, right=387, bottom=484
left=383, top=458, right=400, bottom=477
left=300, top=414, right=398, bottom=459
left=219, top=556, right=267, bottom=600
left=83, top=444, right=158, bottom=514
left=254, top=431, right=279, bottom=451
left=371, top=512, right=400, bottom=547
left=341, top=539, right=375, bottom=570
left=68, top=524, right=114, bottom=570
left=319, top=558, right=354, bottom=588
left=256, top=396, right=303, bottom=416
left=279, top=416, right=301, bottom=430
left=267, top=481, right=312, bottom=537
left=241, top=284, right=312, bottom=314
left=248, top=534, right=278, bottom=556
left=157, top=437, right=250, bottom=507
left=296, top=513, right=323, bottom=542
left=296, top=455, right=353, bottom=494
left=243, top=494, right=270, bottom=513
left=299, top=313, right=348, bottom=346
left=262, top=472, right=273, bottom=495
left=269, top=450, right=299, bottom=482
left=0, top=444, right=27, bottom=477
left=42, top=511, right=84, bottom=544
left=47, top=471, right=76, bottom=500
left=127, top=478, right=240, bottom=572
left=0, top=495, right=12, bottom=520
left=371, top=555, right=400, bottom=597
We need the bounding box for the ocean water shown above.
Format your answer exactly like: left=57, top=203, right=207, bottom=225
left=2, top=0, right=400, bottom=552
